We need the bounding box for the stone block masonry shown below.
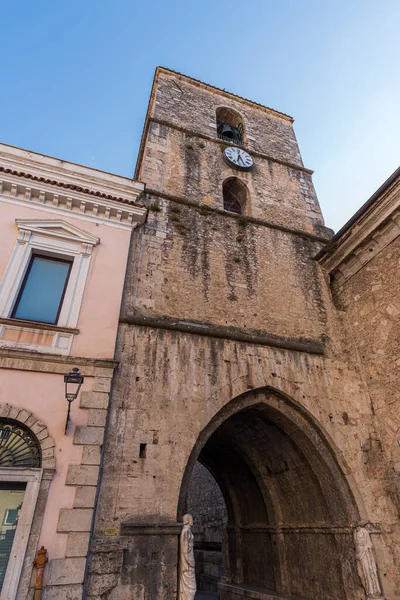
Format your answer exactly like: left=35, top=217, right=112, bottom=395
left=318, top=175, right=400, bottom=599
left=85, top=68, right=398, bottom=599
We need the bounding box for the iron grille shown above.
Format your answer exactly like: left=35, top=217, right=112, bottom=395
left=223, top=196, right=242, bottom=214
left=0, top=420, right=41, bottom=468
left=217, top=133, right=244, bottom=147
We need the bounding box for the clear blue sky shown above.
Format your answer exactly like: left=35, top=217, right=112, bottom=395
left=2, top=0, right=399, bottom=231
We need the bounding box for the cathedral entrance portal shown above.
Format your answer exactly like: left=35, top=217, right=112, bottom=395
left=180, top=389, right=365, bottom=600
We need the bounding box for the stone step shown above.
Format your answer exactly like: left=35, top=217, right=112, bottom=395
left=218, top=582, right=306, bottom=600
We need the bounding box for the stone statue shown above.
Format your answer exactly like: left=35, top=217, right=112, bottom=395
left=354, top=526, right=383, bottom=598
left=179, top=514, right=196, bottom=600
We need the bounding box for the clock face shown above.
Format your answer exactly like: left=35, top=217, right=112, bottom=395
left=223, top=147, right=253, bottom=171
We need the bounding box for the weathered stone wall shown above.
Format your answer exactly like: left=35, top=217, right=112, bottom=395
left=149, top=71, right=303, bottom=166
left=187, top=461, right=227, bottom=545
left=86, top=320, right=396, bottom=599
left=138, top=70, right=325, bottom=236
left=331, top=235, right=400, bottom=599
left=140, top=124, right=322, bottom=234
left=124, top=198, right=327, bottom=340
left=93, top=330, right=374, bottom=529
left=86, top=69, right=399, bottom=599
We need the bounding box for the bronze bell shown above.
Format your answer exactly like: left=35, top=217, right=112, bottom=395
left=219, top=124, right=236, bottom=139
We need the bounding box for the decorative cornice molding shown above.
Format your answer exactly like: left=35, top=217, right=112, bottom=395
left=0, top=347, right=118, bottom=376
left=0, top=143, right=144, bottom=198
left=0, top=175, right=147, bottom=230
left=0, top=165, right=142, bottom=204
left=317, top=177, right=400, bottom=285
left=0, top=143, right=147, bottom=229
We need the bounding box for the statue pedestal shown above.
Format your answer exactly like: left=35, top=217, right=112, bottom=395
left=120, top=521, right=181, bottom=599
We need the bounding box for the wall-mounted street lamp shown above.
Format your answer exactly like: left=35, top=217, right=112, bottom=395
left=64, top=367, right=84, bottom=434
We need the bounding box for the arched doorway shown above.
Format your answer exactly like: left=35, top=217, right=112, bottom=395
left=179, top=389, right=365, bottom=600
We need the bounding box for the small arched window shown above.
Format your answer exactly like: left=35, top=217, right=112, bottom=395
left=0, top=419, right=41, bottom=468
left=222, top=178, right=248, bottom=215
left=216, top=107, right=244, bottom=145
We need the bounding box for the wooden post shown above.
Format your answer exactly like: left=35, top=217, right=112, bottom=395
left=33, top=546, right=48, bottom=600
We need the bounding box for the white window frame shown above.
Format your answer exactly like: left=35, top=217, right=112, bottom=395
left=0, top=468, right=42, bottom=600
left=0, top=220, right=99, bottom=329
left=3, top=508, right=19, bottom=526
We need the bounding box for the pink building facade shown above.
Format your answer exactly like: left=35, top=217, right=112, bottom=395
left=0, top=143, right=146, bottom=600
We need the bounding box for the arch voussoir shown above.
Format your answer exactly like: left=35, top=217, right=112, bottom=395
left=0, top=403, right=55, bottom=470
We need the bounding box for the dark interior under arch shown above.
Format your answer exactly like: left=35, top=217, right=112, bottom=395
left=182, top=396, right=364, bottom=600
left=216, top=107, right=244, bottom=144
left=222, top=178, right=247, bottom=214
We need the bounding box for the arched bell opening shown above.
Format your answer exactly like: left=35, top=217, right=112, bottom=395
left=216, top=107, right=245, bottom=145
left=222, top=178, right=248, bottom=215
left=179, top=389, right=364, bottom=600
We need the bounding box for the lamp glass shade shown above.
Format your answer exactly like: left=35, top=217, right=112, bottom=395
left=64, top=368, right=84, bottom=401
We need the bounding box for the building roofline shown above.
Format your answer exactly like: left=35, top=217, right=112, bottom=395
left=155, top=67, right=294, bottom=121
left=0, top=141, right=145, bottom=209
left=134, top=66, right=294, bottom=179
left=316, top=165, right=400, bottom=260
left=0, top=141, right=136, bottom=184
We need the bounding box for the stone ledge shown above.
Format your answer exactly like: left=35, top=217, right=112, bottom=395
left=0, top=317, right=79, bottom=335
left=0, top=348, right=117, bottom=376
left=120, top=314, right=324, bottom=355
left=120, top=521, right=181, bottom=536
left=218, top=582, right=305, bottom=600
left=145, top=187, right=332, bottom=243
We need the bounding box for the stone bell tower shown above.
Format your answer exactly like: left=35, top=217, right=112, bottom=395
left=86, top=68, right=393, bottom=600
left=135, top=67, right=326, bottom=237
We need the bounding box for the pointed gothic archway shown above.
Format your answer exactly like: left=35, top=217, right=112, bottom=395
left=178, top=388, right=365, bottom=600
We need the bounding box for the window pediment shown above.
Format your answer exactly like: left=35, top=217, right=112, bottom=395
left=0, top=218, right=100, bottom=350
left=16, top=219, right=100, bottom=247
